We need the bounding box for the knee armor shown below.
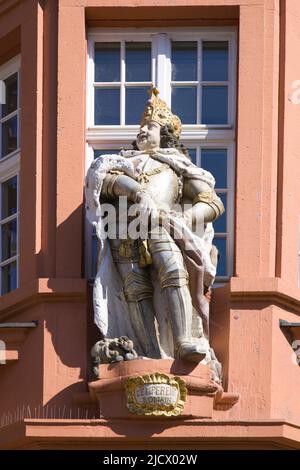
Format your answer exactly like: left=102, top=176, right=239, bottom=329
left=123, top=271, right=153, bottom=302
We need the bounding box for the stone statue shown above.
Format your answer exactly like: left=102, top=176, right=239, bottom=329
left=86, top=87, right=224, bottom=381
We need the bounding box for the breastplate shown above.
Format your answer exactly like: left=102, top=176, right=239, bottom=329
left=136, top=154, right=179, bottom=209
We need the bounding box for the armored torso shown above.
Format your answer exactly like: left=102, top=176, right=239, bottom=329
left=134, top=153, right=180, bottom=209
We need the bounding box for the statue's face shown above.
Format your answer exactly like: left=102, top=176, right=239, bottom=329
left=136, top=121, right=160, bottom=151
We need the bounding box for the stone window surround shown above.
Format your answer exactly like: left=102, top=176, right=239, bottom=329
left=85, top=28, right=237, bottom=281
left=0, top=55, right=20, bottom=296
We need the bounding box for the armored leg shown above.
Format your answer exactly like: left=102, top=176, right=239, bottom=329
left=148, top=230, right=206, bottom=363
left=110, top=239, right=161, bottom=358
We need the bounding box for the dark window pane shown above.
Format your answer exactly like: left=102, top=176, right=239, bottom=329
left=213, top=193, right=227, bottom=233
left=1, top=219, right=17, bottom=262
left=214, top=237, right=227, bottom=277
left=202, top=41, right=228, bottom=81
left=172, top=42, right=197, bottom=81
left=1, top=176, right=17, bottom=219
left=1, top=115, right=18, bottom=158
left=94, top=88, right=120, bottom=125
left=125, top=87, right=149, bottom=125
left=94, top=149, right=120, bottom=159
left=201, top=148, right=227, bottom=188
left=1, top=261, right=17, bottom=295
left=187, top=148, right=197, bottom=165
left=95, top=43, right=120, bottom=82
left=172, top=87, right=197, bottom=124
left=125, top=43, right=151, bottom=82
left=1, top=73, right=18, bottom=117
left=202, top=86, right=228, bottom=124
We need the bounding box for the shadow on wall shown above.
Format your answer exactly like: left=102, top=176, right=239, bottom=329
left=44, top=382, right=98, bottom=417
left=210, top=284, right=231, bottom=390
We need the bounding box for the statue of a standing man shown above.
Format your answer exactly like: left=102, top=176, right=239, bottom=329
left=86, top=87, right=224, bottom=378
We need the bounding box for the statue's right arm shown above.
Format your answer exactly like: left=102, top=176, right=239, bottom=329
left=101, top=173, right=158, bottom=218
left=101, top=173, right=142, bottom=202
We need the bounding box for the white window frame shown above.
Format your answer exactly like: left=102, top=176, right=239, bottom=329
left=185, top=141, right=235, bottom=282
left=0, top=55, right=21, bottom=295
left=86, top=28, right=236, bottom=281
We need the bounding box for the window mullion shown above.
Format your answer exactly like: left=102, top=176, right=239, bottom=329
left=228, top=34, right=237, bottom=128
left=197, top=146, right=200, bottom=167
left=87, top=29, right=236, bottom=280
left=197, top=39, right=202, bottom=125
left=120, top=41, right=125, bottom=126
left=0, top=59, right=20, bottom=295
left=0, top=110, right=18, bottom=124
left=151, top=38, right=156, bottom=87
left=87, top=38, right=95, bottom=128
left=16, top=173, right=19, bottom=289
left=0, top=212, right=18, bottom=226
left=0, top=180, right=2, bottom=276
left=153, top=33, right=171, bottom=105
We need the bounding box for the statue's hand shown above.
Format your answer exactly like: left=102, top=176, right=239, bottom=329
left=135, top=190, right=159, bottom=221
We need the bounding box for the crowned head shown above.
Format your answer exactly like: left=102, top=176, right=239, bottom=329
left=140, top=86, right=181, bottom=139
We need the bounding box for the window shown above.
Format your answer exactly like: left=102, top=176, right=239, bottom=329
left=0, top=56, right=20, bottom=295
left=86, top=29, right=236, bottom=280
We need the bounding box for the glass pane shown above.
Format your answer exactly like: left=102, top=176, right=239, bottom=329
left=95, top=43, right=120, bottom=82
left=201, top=148, right=227, bottom=188
left=214, top=237, right=227, bottom=277
left=1, top=115, right=18, bottom=158
left=94, top=149, right=120, bottom=159
left=1, top=73, right=18, bottom=117
left=171, top=42, right=197, bottom=81
left=125, top=43, right=151, bottom=82
left=202, top=86, right=228, bottom=124
left=94, top=88, right=120, bottom=125
left=213, top=193, right=227, bottom=233
left=1, top=176, right=17, bottom=219
left=187, top=148, right=197, bottom=165
left=172, top=87, right=197, bottom=124
left=1, top=261, right=17, bottom=295
left=1, top=219, right=17, bottom=262
left=125, top=87, right=149, bottom=125
left=202, top=41, right=228, bottom=81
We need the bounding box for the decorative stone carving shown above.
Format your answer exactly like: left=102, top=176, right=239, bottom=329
left=91, top=336, right=138, bottom=378
left=87, top=360, right=236, bottom=420
left=125, top=373, right=187, bottom=417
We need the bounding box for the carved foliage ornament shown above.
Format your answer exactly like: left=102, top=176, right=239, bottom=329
left=125, top=373, right=187, bottom=417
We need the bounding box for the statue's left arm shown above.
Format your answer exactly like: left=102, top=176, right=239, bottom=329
left=182, top=178, right=224, bottom=226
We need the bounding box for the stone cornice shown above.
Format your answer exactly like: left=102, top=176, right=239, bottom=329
left=2, top=277, right=299, bottom=320
left=0, top=278, right=87, bottom=321
left=228, top=277, right=300, bottom=315
left=1, top=418, right=300, bottom=449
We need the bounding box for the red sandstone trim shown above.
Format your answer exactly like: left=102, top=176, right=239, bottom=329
left=0, top=278, right=87, bottom=320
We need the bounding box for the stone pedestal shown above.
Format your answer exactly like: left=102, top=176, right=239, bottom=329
left=88, top=359, right=223, bottom=420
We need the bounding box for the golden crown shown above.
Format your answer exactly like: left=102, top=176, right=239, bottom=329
left=140, top=86, right=182, bottom=139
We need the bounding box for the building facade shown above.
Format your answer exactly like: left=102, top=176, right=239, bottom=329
left=0, top=0, right=300, bottom=449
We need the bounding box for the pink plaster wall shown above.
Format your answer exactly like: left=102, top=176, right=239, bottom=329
left=0, top=0, right=300, bottom=449
left=276, top=0, right=300, bottom=285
